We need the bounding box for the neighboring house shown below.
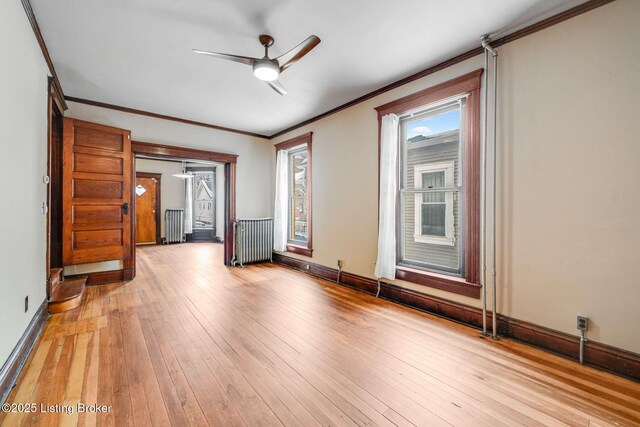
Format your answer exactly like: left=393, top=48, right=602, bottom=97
left=405, top=129, right=460, bottom=272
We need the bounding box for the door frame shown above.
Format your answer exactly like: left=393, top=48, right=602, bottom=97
left=131, top=141, right=237, bottom=273
left=135, top=172, right=162, bottom=245
left=46, top=77, right=65, bottom=297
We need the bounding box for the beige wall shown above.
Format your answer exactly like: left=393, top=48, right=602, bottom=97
left=66, top=102, right=272, bottom=219
left=271, top=0, right=640, bottom=354
left=0, top=0, right=50, bottom=365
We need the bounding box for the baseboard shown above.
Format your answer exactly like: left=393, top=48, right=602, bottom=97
left=67, top=268, right=133, bottom=285
left=0, top=299, right=48, bottom=405
left=272, top=253, right=640, bottom=382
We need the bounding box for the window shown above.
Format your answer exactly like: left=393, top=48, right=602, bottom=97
left=288, top=147, right=308, bottom=244
left=400, top=101, right=464, bottom=275
left=414, top=161, right=455, bottom=245
left=274, top=132, right=313, bottom=256
left=375, top=70, right=482, bottom=298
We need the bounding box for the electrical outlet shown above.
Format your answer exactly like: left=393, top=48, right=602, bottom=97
left=577, top=315, right=588, bottom=331
left=337, top=259, right=343, bottom=269
left=24, top=296, right=28, bottom=313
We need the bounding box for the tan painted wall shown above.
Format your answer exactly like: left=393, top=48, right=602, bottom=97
left=271, top=0, right=640, bottom=354
left=0, top=0, right=50, bottom=365
left=66, top=102, right=271, bottom=219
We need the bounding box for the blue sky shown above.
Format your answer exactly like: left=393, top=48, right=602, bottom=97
left=407, top=109, right=460, bottom=138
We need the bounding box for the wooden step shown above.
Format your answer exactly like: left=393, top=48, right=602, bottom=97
left=48, top=268, right=64, bottom=297
left=48, top=276, right=87, bottom=314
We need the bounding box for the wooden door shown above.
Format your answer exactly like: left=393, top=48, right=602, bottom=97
left=135, top=173, right=160, bottom=244
left=62, top=119, right=132, bottom=265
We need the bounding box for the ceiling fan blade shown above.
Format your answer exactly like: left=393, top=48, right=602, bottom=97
left=192, top=49, right=256, bottom=66
left=277, top=35, right=321, bottom=72
left=266, top=79, right=288, bottom=96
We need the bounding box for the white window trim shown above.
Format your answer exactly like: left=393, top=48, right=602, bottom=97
left=414, top=161, right=455, bottom=246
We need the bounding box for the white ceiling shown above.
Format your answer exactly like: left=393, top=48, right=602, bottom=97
left=32, top=0, right=586, bottom=136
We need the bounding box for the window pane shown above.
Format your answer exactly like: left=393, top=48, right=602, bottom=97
left=290, top=197, right=308, bottom=242
left=422, top=171, right=445, bottom=203
left=399, top=99, right=465, bottom=276
left=288, top=147, right=308, bottom=244
left=422, top=204, right=445, bottom=236
left=193, top=172, right=214, bottom=229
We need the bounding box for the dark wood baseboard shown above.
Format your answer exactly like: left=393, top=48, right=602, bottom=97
left=272, top=253, right=640, bottom=382
left=0, top=299, right=48, bottom=404
left=67, top=268, right=133, bottom=286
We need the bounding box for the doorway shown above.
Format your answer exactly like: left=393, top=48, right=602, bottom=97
left=135, top=157, right=224, bottom=245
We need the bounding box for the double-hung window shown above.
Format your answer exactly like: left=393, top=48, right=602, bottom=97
left=288, top=146, right=309, bottom=245
left=375, top=70, right=482, bottom=297
left=274, top=132, right=313, bottom=257
left=400, top=100, right=464, bottom=275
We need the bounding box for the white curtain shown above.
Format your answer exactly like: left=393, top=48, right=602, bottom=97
left=273, top=149, right=289, bottom=252
left=375, top=114, right=399, bottom=280
left=184, top=174, right=193, bottom=234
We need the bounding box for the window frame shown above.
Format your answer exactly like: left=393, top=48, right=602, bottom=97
left=413, top=161, right=456, bottom=246
left=375, top=70, right=483, bottom=298
left=274, top=132, right=313, bottom=257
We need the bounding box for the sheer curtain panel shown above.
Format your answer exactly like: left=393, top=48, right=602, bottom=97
left=274, top=149, right=288, bottom=252
left=375, top=114, right=399, bottom=280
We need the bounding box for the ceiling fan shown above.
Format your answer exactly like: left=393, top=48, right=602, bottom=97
left=193, top=34, right=320, bottom=96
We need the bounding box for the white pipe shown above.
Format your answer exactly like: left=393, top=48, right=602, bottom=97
left=491, top=51, right=498, bottom=340
left=481, top=35, right=498, bottom=338
left=480, top=45, right=489, bottom=337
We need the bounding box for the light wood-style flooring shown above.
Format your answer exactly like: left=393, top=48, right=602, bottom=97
left=1, top=243, right=639, bottom=426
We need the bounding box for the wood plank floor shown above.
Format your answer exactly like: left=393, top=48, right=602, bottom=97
left=2, top=243, right=639, bottom=427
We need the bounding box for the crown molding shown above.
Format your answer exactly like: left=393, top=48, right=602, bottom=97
left=21, top=0, right=67, bottom=110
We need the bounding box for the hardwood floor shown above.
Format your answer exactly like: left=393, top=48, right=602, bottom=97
left=2, top=243, right=639, bottom=426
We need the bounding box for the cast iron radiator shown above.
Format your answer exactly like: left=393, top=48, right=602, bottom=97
left=165, top=209, right=185, bottom=244
left=233, top=218, right=273, bottom=266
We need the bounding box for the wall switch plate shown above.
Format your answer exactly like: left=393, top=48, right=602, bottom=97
left=577, top=315, right=588, bottom=331
left=24, top=296, right=28, bottom=313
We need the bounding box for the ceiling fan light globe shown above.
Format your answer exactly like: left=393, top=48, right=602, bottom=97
left=253, top=60, right=280, bottom=82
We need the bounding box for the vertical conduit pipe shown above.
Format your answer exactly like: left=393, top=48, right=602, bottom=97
left=481, top=35, right=498, bottom=339
left=480, top=42, right=489, bottom=337
left=491, top=50, right=499, bottom=340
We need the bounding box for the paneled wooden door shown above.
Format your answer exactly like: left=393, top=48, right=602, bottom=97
left=135, top=173, right=160, bottom=244
left=62, top=118, right=132, bottom=266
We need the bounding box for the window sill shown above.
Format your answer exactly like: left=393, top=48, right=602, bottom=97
left=395, top=266, right=480, bottom=298
left=286, top=244, right=313, bottom=257
left=413, top=235, right=456, bottom=246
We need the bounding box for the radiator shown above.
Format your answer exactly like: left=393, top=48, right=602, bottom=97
left=233, top=218, right=273, bottom=266
left=165, top=209, right=185, bottom=244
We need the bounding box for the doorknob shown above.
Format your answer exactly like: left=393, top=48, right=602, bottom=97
left=123, top=202, right=130, bottom=215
